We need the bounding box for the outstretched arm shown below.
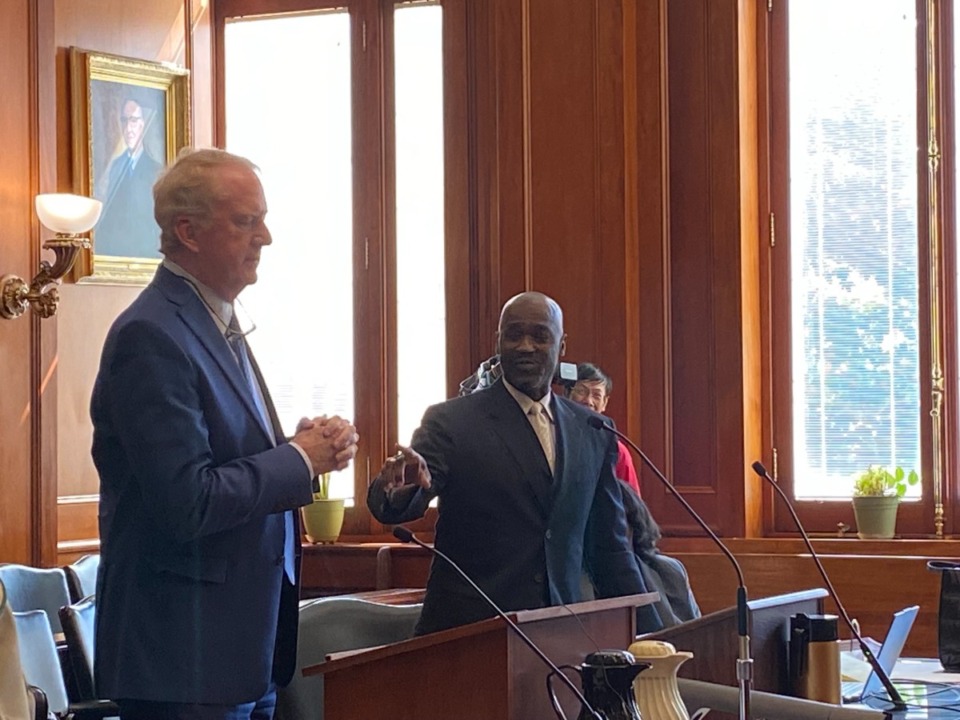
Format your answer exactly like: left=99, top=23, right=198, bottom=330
left=367, top=445, right=434, bottom=524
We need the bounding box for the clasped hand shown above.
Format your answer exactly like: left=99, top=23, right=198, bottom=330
left=293, top=415, right=359, bottom=475
left=380, top=444, right=432, bottom=492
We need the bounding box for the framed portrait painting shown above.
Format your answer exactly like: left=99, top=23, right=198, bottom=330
left=69, top=49, right=190, bottom=284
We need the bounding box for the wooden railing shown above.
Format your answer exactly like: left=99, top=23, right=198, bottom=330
left=302, top=537, right=960, bottom=657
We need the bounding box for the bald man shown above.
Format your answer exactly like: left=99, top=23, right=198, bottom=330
left=368, top=292, right=662, bottom=635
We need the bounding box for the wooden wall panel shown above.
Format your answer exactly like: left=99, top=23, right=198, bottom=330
left=56, top=286, right=139, bottom=498
left=490, top=0, right=525, bottom=308
left=56, top=497, right=100, bottom=562
left=54, top=0, right=187, bottom=61
left=54, top=0, right=196, bottom=498
left=526, top=0, right=604, bottom=358
left=648, top=0, right=761, bottom=537
left=0, top=0, right=38, bottom=564
left=49, top=0, right=214, bottom=560
left=667, top=1, right=718, bottom=506
left=462, top=0, right=503, bottom=359
left=482, top=0, right=632, bottom=392
left=595, top=1, right=632, bottom=424
left=468, top=0, right=764, bottom=543
left=634, top=0, right=672, bottom=503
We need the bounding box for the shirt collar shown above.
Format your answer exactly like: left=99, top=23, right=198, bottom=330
left=163, top=259, right=234, bottom=335
left=502, top=378, right=554, bottom=422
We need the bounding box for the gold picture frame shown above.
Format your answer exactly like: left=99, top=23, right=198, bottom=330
left=69, top=48, right=190, bottom=284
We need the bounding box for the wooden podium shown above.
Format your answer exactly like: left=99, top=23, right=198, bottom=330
left=304, top=592, right=658, bottom=720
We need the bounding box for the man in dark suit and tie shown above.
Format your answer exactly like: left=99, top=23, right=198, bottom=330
left=95, top=98, right=164, bottom=258
left=367, top=291, right=662, bottom=635
left=91, top=148, right=359, bottom=719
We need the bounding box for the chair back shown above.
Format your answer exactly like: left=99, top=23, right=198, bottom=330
left=0, top=565, right=71, bottom=634
left=0, top=580, right=38, bottom=720
left=64, top=556, right=100, bottom=603
left=12, top=609, right=69, bottom=715
left=59, top=597, right=97, bottom=702
left=275, top=598, right=422, bottom=720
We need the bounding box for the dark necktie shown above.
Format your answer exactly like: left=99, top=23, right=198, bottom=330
left=227, top=314, right=297, bottom=583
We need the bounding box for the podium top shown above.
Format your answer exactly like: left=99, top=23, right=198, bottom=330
left=306, top=591, right=659, bottom=678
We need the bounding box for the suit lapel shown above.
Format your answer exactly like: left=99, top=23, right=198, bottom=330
left=551, top=396, right=582, bottom=502
left=484, top=382, right=554, bottom=516
left=248, top=351, right=285, bottom=443
left=153, top=267, right=275, bottom=446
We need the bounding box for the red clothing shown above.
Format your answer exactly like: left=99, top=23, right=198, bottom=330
left=615, top=440, right=641, bottom=496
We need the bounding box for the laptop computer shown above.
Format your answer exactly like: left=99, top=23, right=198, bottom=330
left=842, top=605, right=920, bottom=703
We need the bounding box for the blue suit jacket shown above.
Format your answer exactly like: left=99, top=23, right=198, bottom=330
left=91, top=266, right=313, bottom=704
left=368, top=380, right=662, bottom=635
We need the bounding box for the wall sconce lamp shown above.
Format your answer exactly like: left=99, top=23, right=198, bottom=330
left=0, top=193, right=102, bottom=320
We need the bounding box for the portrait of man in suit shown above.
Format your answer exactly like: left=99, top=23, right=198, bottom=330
left=92, top=91, right=166, bottom=259
left=367, top=291, right=662, bottom=636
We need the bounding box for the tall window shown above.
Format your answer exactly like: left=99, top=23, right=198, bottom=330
left=768, top=0, right=957, bottom=535
left=218, top=0, right=448, bottom=528
left=224, top=9, right=357, bottom=498
left=394, top=2, right=446, bottom=445
left=788, top=1, right=920, bottom=498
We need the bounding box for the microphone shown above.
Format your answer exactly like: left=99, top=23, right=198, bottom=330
left=391, top=526, right=603, bottom=720
left=587, top=415, right=754, bottom=720
left=750, top=462, right=907, bottom=711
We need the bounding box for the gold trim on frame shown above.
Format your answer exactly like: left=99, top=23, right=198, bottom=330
left=68, top=48, right=190, bottom=285
left=924, top=0, right=946, bottom=537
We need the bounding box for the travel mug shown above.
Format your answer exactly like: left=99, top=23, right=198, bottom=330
left=789, top=613, right=841, bottom=704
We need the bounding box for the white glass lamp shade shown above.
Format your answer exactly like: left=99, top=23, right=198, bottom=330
left=35, top=193, right=103, bottom=234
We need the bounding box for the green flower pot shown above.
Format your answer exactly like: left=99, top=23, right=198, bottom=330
left=301, top=498, right=345, bottom=544
left=852, top=496, right=900, bottom=539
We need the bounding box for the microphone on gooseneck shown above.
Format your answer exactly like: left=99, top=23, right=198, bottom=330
left=750, top=462, right=907, bottom=711
left=587, top=415, right=754, bottom=720
left=391, top=526, right=602, bottom=720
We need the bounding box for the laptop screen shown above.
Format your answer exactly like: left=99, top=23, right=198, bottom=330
left=861, top=605, right=920, bottom=698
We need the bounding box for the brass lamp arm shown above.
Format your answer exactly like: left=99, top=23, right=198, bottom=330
left=0, top=235, right=91, bottom=319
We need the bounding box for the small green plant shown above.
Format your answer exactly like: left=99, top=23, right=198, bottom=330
left=853, top=465, right=919, bottom=497
left=313, top=472, right=332, bottom=501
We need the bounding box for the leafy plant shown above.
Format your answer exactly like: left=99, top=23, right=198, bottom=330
left=313, top=472, right=332, bottom=501
left=853, top=465, right=919, bottom=497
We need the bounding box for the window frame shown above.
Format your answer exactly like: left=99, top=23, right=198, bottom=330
left=763, top=0, right=959, bottom=537
left=214, top=0, right=470, bottom=537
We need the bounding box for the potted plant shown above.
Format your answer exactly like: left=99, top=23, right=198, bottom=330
left=851, top=465, right=919, bottom=539
left=301, top=473, right=345, bottom=544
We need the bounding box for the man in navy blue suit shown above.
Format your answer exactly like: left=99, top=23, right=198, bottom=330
left=368, top=292, right=662, bottom=635
left=91, top=148, right=358, bottom=719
